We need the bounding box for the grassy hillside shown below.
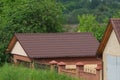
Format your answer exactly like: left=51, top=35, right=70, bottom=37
left=0, top=64, right=79, bottom=80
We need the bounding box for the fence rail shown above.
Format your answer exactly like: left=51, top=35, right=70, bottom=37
left=34, top=63, right=50, bottom=70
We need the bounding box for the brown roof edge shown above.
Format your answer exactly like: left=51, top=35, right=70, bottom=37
left=111, top=18, right=120, bottom=44
left=31, top=54, right=97, bottom=59
left=6, top=34, right=17, bottom=53
left=33, top=56, right=97, bottom=59
left=15, top=35, right=31, bottom=58
left=6, top=34, right=31, bottom=59
left=97, top=20, right=113, bottom=57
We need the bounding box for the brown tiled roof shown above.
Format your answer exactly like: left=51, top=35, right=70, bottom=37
left=111, top=18, right=120, bottom=43
left=97, top=18, right=120, bottom=56
left=10, top=33, right=99, bottom=58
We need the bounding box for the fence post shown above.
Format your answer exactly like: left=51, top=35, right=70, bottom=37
left=95, top=64, right=102, bottom=80
left=58, top=62, right=66, bottom=73
left=13, top=55, right=18, bottom=66
left=76, top=62, right=84, bottom=78
left=49, top=60, right=58, bottom=71
left=30, top=61, right=35, bottom=69
left=13, top=57, right=18, bottom=66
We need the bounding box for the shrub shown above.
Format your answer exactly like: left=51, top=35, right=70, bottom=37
left=0, top=64, right=79, bottom=80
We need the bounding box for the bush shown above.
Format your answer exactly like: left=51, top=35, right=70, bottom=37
left=0, top=64, right=79, bottom=80
left=0, top=0, right=64, bottom=65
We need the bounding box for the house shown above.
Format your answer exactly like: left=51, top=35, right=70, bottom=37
left=6, top=33, right=100, bottom=67
left=97, top=18, right=120, bottom=80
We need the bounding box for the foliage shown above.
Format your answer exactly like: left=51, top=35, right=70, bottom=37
left=0, top=64, right=79, bottom=80
left=0, top=0, right=64, bottom=64
left=0, top=0, right=64, bottom=32
left=58, top=0, right=120, bottom=24
left=113, top=10, right=120, bottom=18
left=77, top=14, right=106, bottom=41
left=78, top=14, right=98, bottom=32
left=0, top=0, right=120, bottom=64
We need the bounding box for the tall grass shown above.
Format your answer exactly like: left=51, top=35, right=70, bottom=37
left=0, top=64, right=79, bottom=80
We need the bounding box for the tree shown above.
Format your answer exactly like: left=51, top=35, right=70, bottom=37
left=113, top=10, right=120, bottom=18
left=1, top=0, right=64, bottom=32
left=0, top=0, right=64, bottom=65
left=77, top=14, right=106, bottom=41
left=78, top=14, right=98, bottom=32
left=90, top=0, right=101, bottom=9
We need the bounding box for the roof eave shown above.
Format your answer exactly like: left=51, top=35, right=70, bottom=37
left=6, top=35, right=17, bottom=53
left=31, top=55, right=97, bottom=59
left=97, top=20, right=113, bottom=57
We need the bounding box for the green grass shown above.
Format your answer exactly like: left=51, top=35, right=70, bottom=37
left=0, top=64, right=79, bottom=80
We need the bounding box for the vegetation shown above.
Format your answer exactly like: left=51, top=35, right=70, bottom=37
left=0, top=0, right=64, bottom=65
left=0, top=1, right=119, bottom=80
left=77, top=14, right=106, bottom=41
left=59, top=0, right=120, bottom=41
left=0, top=0, right=120, bottom=64
left=0, top=64, right=79, bottom=80
left=0, top=0, right=64, bottom=32
left=113, top=10, right=120, bottom=18
left=58, top=0, right=120, bottom=24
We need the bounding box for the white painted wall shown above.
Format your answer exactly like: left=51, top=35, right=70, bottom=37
left=103, top=30, right=120, bottom=80
left=104, top=30, right=120, bottom=56
left=11, top=41, right=27, bottom=56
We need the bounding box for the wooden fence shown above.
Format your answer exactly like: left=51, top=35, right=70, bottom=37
left=49, top=60, right=102, bottom=80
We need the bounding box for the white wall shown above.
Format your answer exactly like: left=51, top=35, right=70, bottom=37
left=103, top=30, right=120, bottom=80
left=11, top=41, right=27, bottom=56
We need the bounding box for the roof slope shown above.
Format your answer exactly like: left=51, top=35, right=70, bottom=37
left=111, top=18, right=120, bottom=43
left=8, top=33, right=99, bottom=58
left=97, top=18, right=120, bottom=56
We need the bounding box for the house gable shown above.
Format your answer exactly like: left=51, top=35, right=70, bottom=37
left=103, top=30, right=120, bottom=56
left=98, top=18, right=120, bottom=80
left=97, top=18, right=120, bottom=56
left=11, top=41, right=27, bottom=57
left=103, top=30, right=120, bottom=80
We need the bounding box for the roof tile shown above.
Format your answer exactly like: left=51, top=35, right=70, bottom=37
left=14, top=33, right=99, bottom=58
left=111, top=18, right=120, bottom=43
